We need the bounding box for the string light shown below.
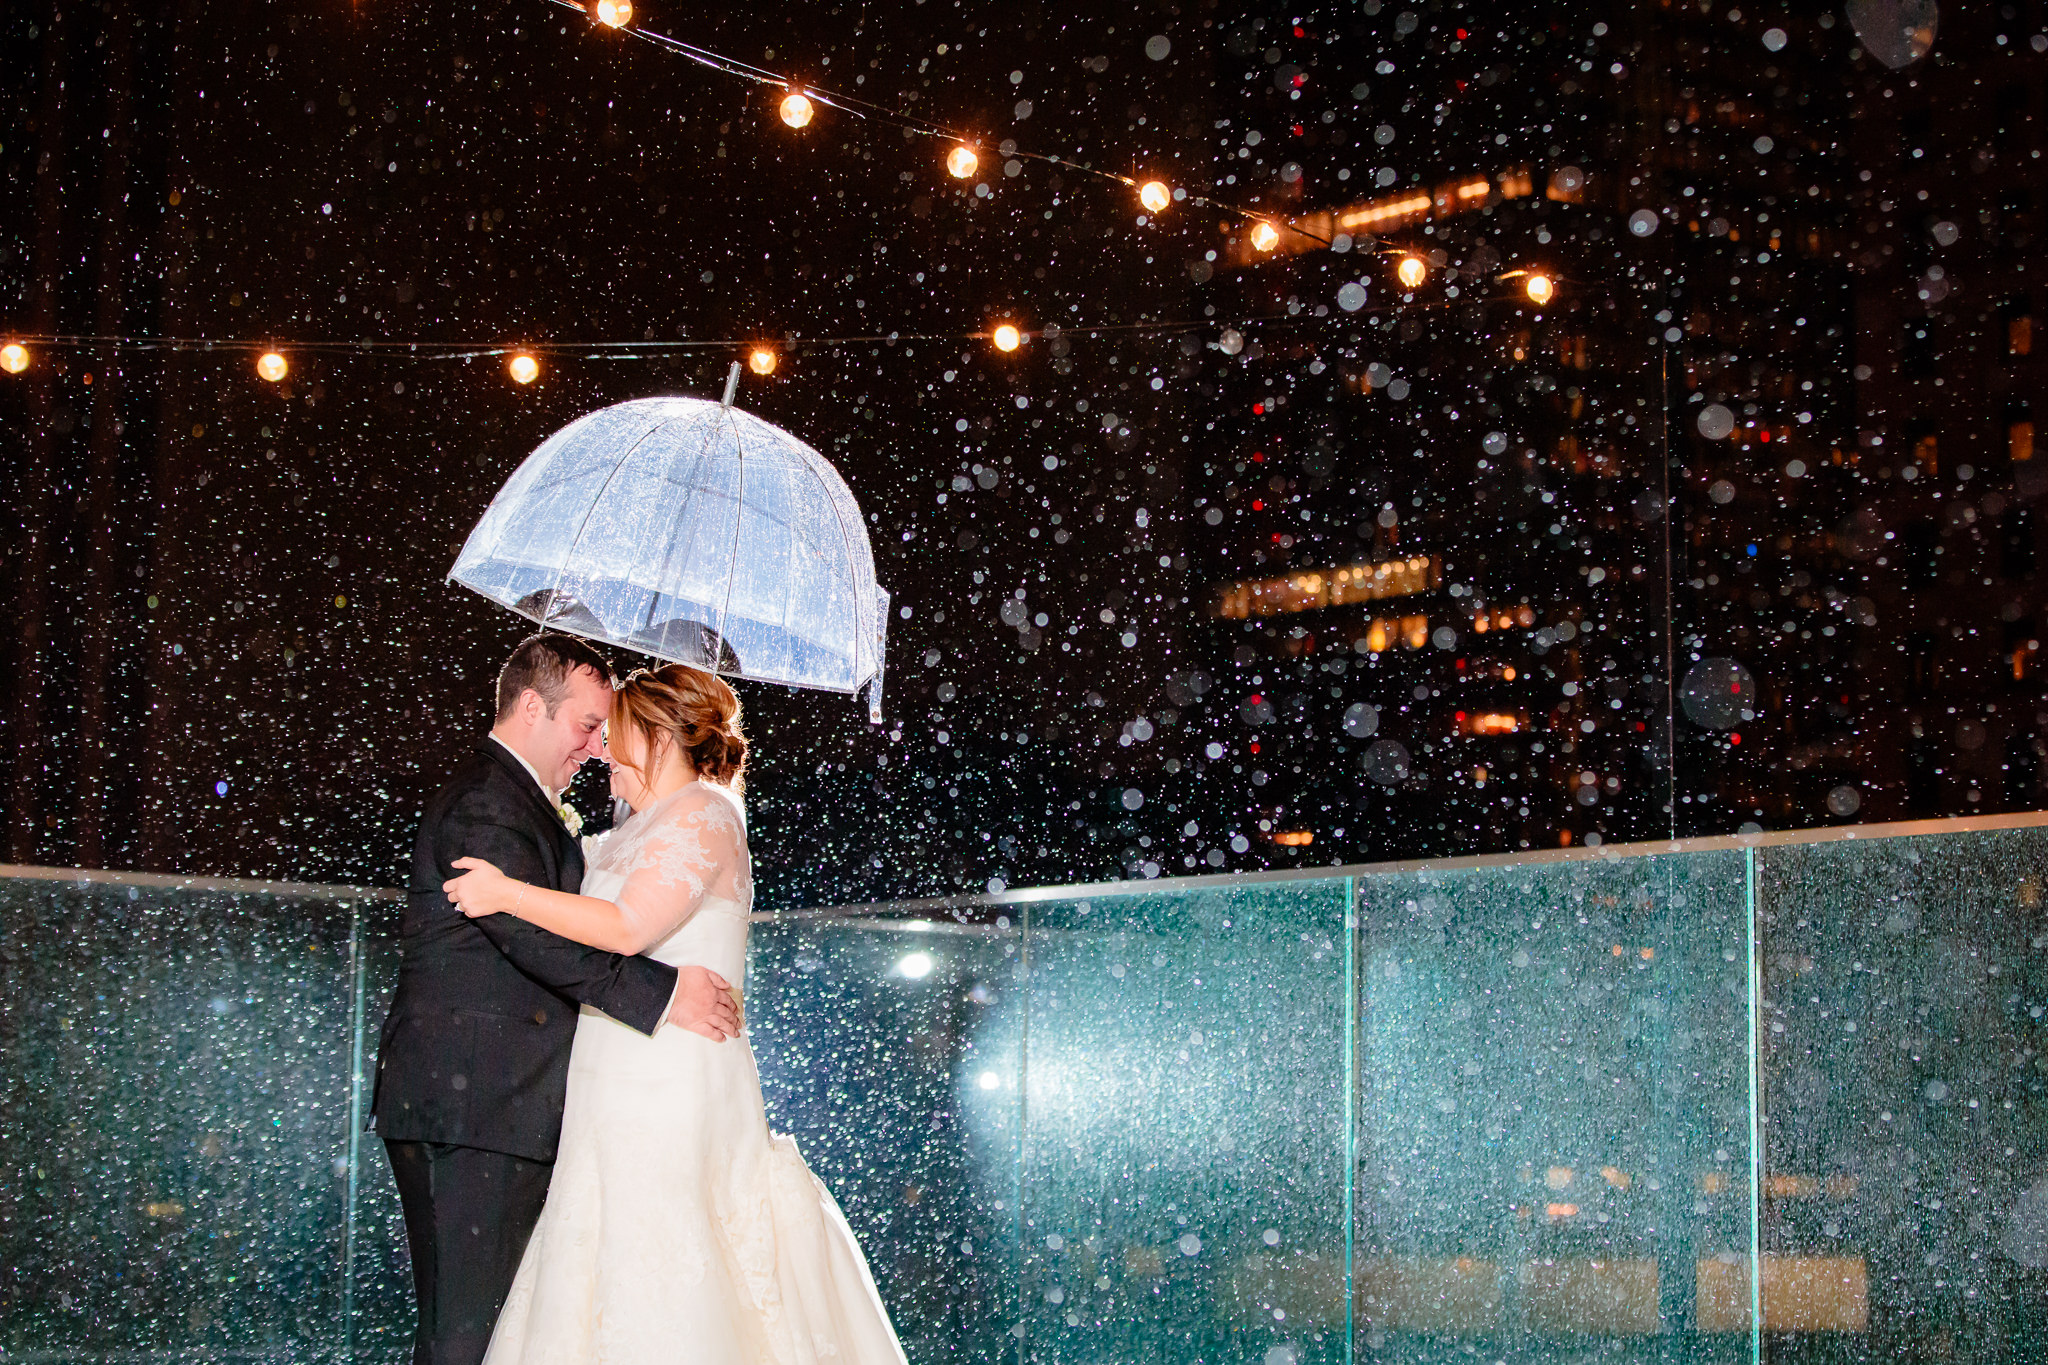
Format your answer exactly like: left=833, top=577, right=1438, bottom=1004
left=1396, top=255, right=1428, bottom=289
left=990, top=323, right=1022, bottom=353
left=748, top=346, right=778, bottom=375
left=1138, top=181, right=1172, bottom=214
left=0, top=342, right=28, bottom=374
left=255, top=351, right=288, bottom=382
left=779, top=92, right=814, bottom=128
left=543, top=0, right=1330, bottom=254
left=508, top=352, right=541, bottom=384
left=1525, top=272, right=1555, bottom=305
left=1249, top=221, right=1281, bottom=252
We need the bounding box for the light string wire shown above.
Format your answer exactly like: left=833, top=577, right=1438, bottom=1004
left=537, top=0, right=1335, bottom=249
left=1, top=288, right=1567, bottom=363
left=0, top=6, right=1593, bottom=371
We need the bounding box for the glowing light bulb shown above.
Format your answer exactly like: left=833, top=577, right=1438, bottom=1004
left=1139, top=180, right=1171, bottom=214
left=508, top=352, right=540, bottom=384
left=592, top=0, right=632, bottom=27
left=255, top=351, right=288, bottom=382
left=748, top=347, right=777, bottom=376
left=1249, top=220, right=1281, bottom=252
left=779, top=92, right=814, bottom=128
left=990, top=323, right=1022, bottom=352
left=897, top=951, right=934, bottom=980
left=0, top=342, right=28, bottom=374
left=1525, top=272, right=1555, bottom=305
left=1396, top=255, right=1427, bottom=289
left=946, top=145, right=979, bottom=179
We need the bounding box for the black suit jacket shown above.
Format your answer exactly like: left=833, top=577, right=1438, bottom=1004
left=369, top=739, right=679, bottom=1162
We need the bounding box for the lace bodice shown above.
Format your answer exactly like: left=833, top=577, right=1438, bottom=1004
left=576, top=782, right=753, bottom=962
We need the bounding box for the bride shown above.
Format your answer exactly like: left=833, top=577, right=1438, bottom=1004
left=442, top=662, right=907, bottom=1365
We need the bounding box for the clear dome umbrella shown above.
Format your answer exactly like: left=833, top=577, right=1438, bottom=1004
left=451, top=374, right=890, bottom=721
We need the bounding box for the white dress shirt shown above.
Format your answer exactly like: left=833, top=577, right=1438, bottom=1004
left=490, top=733, right=555, bottom=801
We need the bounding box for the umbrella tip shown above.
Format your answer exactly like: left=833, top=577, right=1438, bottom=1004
left=721, top=361, right=741, bottom=409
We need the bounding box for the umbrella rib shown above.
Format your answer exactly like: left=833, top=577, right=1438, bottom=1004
left=808, top=448, right=875, bottom=683
left=637, top=409, right=726, bottom=656
left=712, top=408, right=747, bottom=678
left=545, top=414, right=668, bottom=628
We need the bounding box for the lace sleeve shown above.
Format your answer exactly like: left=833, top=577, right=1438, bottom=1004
left=608, top=791, right=745, bottom=947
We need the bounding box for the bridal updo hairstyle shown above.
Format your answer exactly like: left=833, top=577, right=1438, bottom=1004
left=611, top=663, right=749, bottom=791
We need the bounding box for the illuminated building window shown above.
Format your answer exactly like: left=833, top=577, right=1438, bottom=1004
left=2013, top=419, right=2037, bottom=464
left=1457, top=711, right=1525, bottom=736
left=2005, top=300, right=2034, bottom=358
left=1213, top=555, right=1441, bottom=619
left=1270, top=830, right=1314, bottom=847
left=1238, top=168, right=1530, bottom=263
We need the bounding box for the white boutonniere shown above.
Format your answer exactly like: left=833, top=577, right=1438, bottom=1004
left=555, top=801, right=583, bottom=837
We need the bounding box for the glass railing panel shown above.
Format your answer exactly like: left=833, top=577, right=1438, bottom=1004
left=1756, top=823, right=2048, bottom=1360
left=345, top=896, right=412, bottom=1362
left=748, top=908, right=1026, bottom=1364
left=0, top=873, right=367, bottom=1363
left=1354, top=849, right=1758, bottom=1361
left=1015, top=877, right=1356, bottom=1365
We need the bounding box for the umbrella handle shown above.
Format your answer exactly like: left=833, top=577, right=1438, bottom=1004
left=721, top=361, right=741, bottom=409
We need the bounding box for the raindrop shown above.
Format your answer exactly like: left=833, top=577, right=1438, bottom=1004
left=1336, top=281, right=1368, bottom=312
left=1217, top=328, right=1245, bottom=356
left=1342, top=703, right=1380, bottom=738
left=1680, top=657, right=1755, bottom=730
left=1925, top=1079, right=1950, bottom=1103
left=1827, top=785, right=1862, bottom=817
left=1144, top=34, right=1172, bottom=60
left=1697, top=404, right=1736, bottom=440
left=1932, top=220, right=1960, bottom=245
left=1365, top=739, right=1411, bottom=785
left=1956, top=718, right=1987, bottom=751
left=1763, top=25, right=1789, bottom=48
left=1708, top=479, right=1737, bottom=505
left=1753, top=135, right=1775, bottom=154
left=1262, top=1228, right=1282, bottom=1246
left=1177, top=1233, right=1203, bottom=1257
left=1628, top=209, right=1660, bottom=237
left=1482, top=431, right=1508, bottom=455
left=1847, top=0, right=1939, bottom=68
left=1121, top=788, right=1145, bottom=810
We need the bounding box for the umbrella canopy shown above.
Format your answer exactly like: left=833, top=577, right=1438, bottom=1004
left=452, top=393, right=889, bottom=721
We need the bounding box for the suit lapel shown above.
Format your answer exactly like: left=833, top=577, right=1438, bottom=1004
left=477, top=740, right=576, bottom=873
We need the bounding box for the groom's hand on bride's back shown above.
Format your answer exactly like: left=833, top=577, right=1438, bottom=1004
left=669, top=965, right=741, bottom=1041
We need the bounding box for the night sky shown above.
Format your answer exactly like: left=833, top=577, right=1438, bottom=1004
left=5, top=0, right=2047, bottom=905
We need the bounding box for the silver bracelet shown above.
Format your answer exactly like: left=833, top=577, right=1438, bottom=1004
left=513, top=884, right=528, bottom=916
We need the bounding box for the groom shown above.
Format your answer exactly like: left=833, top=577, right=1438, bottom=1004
left=370, top=633, right=740, bottom=1365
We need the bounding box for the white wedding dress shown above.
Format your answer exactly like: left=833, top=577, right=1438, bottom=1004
left=483, top=782, right=908, bottom=1365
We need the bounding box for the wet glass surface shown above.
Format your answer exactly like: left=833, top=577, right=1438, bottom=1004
left=9, top=819, right=2048, bottom=1360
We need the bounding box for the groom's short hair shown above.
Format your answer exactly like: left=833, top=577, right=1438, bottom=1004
left=495, top=633, right=615, bottom=720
